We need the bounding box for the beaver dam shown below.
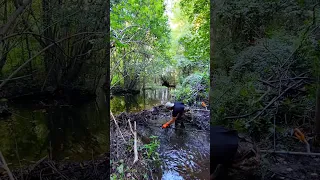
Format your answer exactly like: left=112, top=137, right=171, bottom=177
left=110, top=105, right=210, bottom=180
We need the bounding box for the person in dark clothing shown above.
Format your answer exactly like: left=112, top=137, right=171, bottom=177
left=210, top=125, right=239, bottom=179
left=162, top=101, right=185, bottom=129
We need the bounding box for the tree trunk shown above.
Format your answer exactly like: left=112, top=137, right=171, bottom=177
left=0, top=0, right=32, bottom=38
left=25, top=34, right=33, bottom=80
left=315, top=75, right=320, bottom=145
left=0, top=0, right=9, bottom=74
left=42, top=0, right=58, bottom=88
left=210, top=0, right=215, bottom=121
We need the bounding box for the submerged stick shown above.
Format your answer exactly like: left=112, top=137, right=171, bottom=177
left=260, top=150, right=320, bottom=156
left=111, top=111, right=126, bottom=143
left=0, top=151, right=15, bottom=180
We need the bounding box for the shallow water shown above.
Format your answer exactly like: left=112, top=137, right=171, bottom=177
left=112, top=88, right=210, bottom=179
left=138, top=117, right=210, bottom=180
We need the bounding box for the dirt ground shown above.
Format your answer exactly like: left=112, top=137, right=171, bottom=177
left=261, top=153, right=320, bottom=180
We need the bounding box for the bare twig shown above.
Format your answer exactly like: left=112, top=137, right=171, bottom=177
left=134, top=121, right=139, bottom=164
left=250, top=79, right=303, bottom=122
left=0, top=0, right=32, bottom=38
left=224, top=109, right=262, bottom=119
left=29, top=156, right=47, bottom=172
left=45, top=162, right=69, bottom=180
left=110, top=111, right=127, bottom=142
left=0, top=74, right=33, bottom=82
left=0, top=151, right=15, bottom=180
left=260, top=150, right=320, bottom=156
left=0, top=32, right=104, bottom=89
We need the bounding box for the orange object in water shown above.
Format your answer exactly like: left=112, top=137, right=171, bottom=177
left=201, top=101, right=207, bottom=107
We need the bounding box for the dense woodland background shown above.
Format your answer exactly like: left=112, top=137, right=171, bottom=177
left=0, top=0, right=108, bottom=98
left=110, top=0, right=210, bottom=105
left=210, top=0, right=320, bottom=144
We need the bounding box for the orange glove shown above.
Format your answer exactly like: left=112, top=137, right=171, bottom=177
left=294, top=128, right=307, bottom=143
left=162, top=122, right=170, bottom=129
left=201, top=101, right=207, bottom=108
left=162, top=116, right=177, bottom=129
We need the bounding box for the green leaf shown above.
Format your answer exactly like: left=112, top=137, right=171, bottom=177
left=117, top=164, right=124, bottom=174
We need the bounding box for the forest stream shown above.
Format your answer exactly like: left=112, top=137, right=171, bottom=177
left=110, top=88, right=210, bottom=180
left=0, top=87, right=210, bottom=180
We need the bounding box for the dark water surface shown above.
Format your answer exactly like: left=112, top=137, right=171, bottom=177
left=0, top=90, right=109, bottom=169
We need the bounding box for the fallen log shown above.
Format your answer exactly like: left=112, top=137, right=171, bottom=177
left=260, top=150, right=320, bottom=156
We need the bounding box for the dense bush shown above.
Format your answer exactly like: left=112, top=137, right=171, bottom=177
left=211, top=0, right=320, bottom=138
left=172, top=71, right=209, bottom=105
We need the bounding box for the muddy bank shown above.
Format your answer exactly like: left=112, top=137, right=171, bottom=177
left=0, top=153, right=109, bottom=180
left=115, top=105, right=210, bottom=130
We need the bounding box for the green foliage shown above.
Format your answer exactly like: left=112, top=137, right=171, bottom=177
left=164, top=0, right=209, bottom=104
left=211, top=0, right=320, bottom=138
left=179, top=0, right=210, bottom=63
left=173, top=71, right=209, bottom=104
left=141, top=136, right=160, bottom=160
left=110, top=0, right=171, bottom=90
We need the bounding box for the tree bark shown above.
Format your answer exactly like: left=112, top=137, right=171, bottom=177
left=0, top=0, right=9, bottom=74
left=315, top=75, right=320, bottom=145
left=42, top=0, right=58, bottom=88
left=0, top=0, right=32, bottom=39
left=210, top=0, right=215, bottom=121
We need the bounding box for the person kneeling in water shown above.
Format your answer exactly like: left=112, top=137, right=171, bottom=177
left=162, top=101, right=185, bottom=129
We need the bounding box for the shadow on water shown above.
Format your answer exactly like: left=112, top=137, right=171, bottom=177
left=0, top=94, right=109, bottom=169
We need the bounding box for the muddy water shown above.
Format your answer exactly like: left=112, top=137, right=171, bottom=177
left=138, top=116, right=210, bottom=180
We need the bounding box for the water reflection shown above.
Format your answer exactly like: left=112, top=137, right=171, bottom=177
left=0, top=100, right=109, bottom=168
left=111, top=88, right=171, bottom=115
